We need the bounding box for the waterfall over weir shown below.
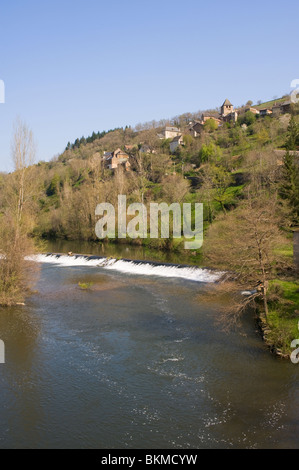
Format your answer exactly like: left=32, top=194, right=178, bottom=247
left=26, top=253, right=222, bottom=283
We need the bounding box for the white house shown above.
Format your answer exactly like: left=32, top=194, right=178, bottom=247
left=159, top=126, right=181, bottom=140
left=170, top=135, right=184, bottom=153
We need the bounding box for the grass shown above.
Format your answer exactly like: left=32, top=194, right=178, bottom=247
left=265, top=279, right=299, bottom=355
left=78, top=282, right=94, bottom=290
left=254, top=97, right=286, bottom=110
left=274, top=241, right=293, bottom=259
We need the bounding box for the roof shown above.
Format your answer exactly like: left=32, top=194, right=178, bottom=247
left=103, top=151, right=113, bottom=159
left=171, top=135, right=183, bottom=142
left=114, top=149, right=128, bottom=156
left=140, top=144, right=151, bottom=151
left=202, top=112, right=221, bottom=119
left=103, top=149, right=128, bottom=160
left=272, top=100, right=292, bottom=109
left=165, top=126, right=180, bottom=132
left=191, top=122, right=204, bottom=129
left=222, top=99, right=233, bottom=107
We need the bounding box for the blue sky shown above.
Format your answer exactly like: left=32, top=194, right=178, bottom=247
left=0, top=0, right=298, bottom=171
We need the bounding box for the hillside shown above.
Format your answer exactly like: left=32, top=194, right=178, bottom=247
left=253, top=96, right=288, bottom=110
left=20, top=98, right=297, bottom=245
left=0, top=95, right=299, bottom=354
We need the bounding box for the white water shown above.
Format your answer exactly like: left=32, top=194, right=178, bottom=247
left=26, top=254, right=221, bottom=283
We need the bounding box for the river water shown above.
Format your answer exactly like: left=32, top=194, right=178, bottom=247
left=0, top=242, right=299, bottom=449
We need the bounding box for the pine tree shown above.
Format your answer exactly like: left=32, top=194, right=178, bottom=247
left=280, top=148, right=299, bottom=225
left=285, top=116, right=299, bottom=151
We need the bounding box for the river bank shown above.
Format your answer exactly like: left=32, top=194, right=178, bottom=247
left=258, top=279, right=299, bottom=359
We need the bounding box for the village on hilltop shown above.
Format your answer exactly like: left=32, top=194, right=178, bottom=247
left=102, top=97, right=294, bottom=171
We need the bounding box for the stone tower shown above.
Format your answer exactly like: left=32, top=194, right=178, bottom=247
left=221, top=99, right=234, bottom=117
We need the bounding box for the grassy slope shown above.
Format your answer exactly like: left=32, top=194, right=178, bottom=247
left=253, top=97, right=287, bottom=110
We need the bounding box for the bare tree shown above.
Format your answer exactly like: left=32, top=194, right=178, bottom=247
left=204, top=190, right=287, bottom=326
left=0, top=119, right=38, bottom=305
left=11, top=118, right=36, bottom=225
left=161, top=174, right=190, bottom=203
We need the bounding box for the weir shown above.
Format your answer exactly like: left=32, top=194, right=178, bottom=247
left=26, top=253, right=221, bottom=283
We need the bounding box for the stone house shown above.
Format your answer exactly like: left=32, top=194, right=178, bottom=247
left=189, top=121, right=203, bottom=138
left=238, top=106, right=260, bottom=115
left=189, top=114, right=221, bottom=137
left=170, top=135, right=184, bottom=153
left=259, top=108, right=273, bottom=117
left=139, top=144, right=157, bottom=154
left=201, top=114, right=221, bottom=126
left=243, top=106, right=260, bottom=115
left=103, top=148, right=130, bottom=171
left=159, top=126, right=181, bottom=140
left=222, top=110, right=238, bottom=124
left=272, top=100, right=293, bottom=116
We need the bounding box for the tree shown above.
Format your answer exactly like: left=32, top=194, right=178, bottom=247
left=238, top=111, right=256, bottom=127
left=0, top=119, right=38, bottom=305
left=285, top=115, right=299, bottom=150
left=204, top=119, right=218, bottom=132
left=278, top=118, right=299, bottom=225
left=244, top=111, right=256, bottom=126
left=204, top=192, right=286, bottom=327
left=280, top=151, right=299, bottom=225
left=161, top=174, right=190, bottom=203
left=182, top=134, right=193, bottom=147
left=200, top=164, right=233, bottom=214
left=11, top=118, right=36, bottom=225
left=199, top=142, right=222, bottom=165
left=256, top=128, right=270, bottom=146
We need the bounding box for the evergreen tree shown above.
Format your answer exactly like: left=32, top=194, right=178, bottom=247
left=285, top=116, right=299, bottom=150
left=74, top=138, right=80, bottom=148
left=280, top=121, right=299, bottom=224
left=281, top=151, right=299, bottom=224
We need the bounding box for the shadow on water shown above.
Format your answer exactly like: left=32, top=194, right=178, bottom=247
left=0, top=304, right=43, bottom=446
left=45, top=239, right=202, bottom=266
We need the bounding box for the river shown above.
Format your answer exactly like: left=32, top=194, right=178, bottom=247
left=0, top=242, right=298, bottom=449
